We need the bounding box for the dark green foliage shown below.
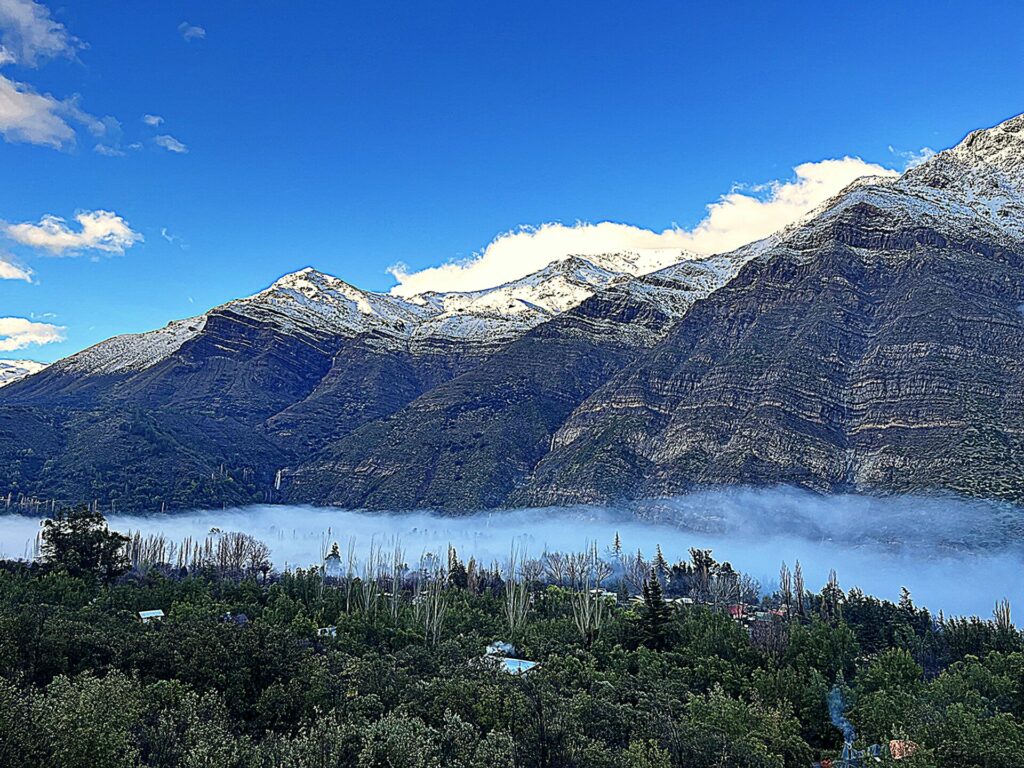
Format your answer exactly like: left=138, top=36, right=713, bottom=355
left=640, top=569, right=672, bottom=650
left=40, top=505, right=129, bottom=583
left=1, top=525, right=1024, bottom=767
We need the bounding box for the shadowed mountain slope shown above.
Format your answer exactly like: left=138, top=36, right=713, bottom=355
left=4, top=113, right=1024, bottom=512
left=0, top=251, right=710, bottom=510
left=516, top=114, right=1024, bottom=506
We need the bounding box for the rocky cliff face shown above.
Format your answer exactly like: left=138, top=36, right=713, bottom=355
left=517, top=114, right=1024, bottom=506
left=519, top=229, right=1024, bottom=505
left=281, top=273, right=711, bottom=510
left=4, top=113, right=1024, bottom=513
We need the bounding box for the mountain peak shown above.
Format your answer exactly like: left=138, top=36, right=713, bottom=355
left=581, top=249, right=698, bottom=276
left=778, top=112, right=1024, bottom=251
left=270, top=267, right=352, bottom=292
left=953, top=112, right=1024, bottom=161
left=908, top=111, right=1024, bottom=188
left=506, top=254, right=619, bottom=286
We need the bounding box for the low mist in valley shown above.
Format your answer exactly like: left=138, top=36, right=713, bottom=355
left=2, top=487, right=1022, bottom=619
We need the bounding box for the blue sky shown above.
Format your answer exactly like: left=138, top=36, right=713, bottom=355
left=1, top=1, right=1023, bottom=362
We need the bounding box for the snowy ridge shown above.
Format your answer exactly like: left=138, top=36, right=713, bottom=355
left=581, top=248, right=698, bottom=275
left=645, top=250, right=752, bottom=308
left=408, top=251, right=691, bottom=346
left=230, top=268, right=434, bottom=340
left=786, top=113, right=1024, bottom=252
left=40, top=112, right=1024, bottom=377
left=409, top=257, right=623, bottom=346
left=47, top=250, right=701, bottom=374
left=224, top=250, right=698, bottom=349
left=0, top=360, right=47, bottom=387
left=588, top=249, right=758, bottom=346
left=55, top=316, right=207, bottom=376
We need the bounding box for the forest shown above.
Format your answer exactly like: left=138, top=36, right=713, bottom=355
left=1, top=506, right=1023, bottom=768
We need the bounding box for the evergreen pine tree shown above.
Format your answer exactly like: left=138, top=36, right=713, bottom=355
left=653, top=545, right=669, bottom=586
left=40, top=506, right=129, bottom=583
left=900, top=587, right=915, bottom=614
left=641, top=568, right=672, bottom=649
left=448, top=548, right=469, bottom=590
left=820, top=569, right=843, bottom=623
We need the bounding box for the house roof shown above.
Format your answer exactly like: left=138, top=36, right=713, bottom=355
left=495, top=656, right=539, bottom=674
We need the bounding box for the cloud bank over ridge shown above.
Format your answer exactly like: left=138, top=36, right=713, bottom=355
left=389, top=157, right=899, bottom=296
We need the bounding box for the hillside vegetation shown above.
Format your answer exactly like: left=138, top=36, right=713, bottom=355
left=0, top=508, right=1022, bottom=767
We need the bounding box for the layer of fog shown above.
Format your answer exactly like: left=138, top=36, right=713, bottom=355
left=2, top=487, right=1022, bottom=619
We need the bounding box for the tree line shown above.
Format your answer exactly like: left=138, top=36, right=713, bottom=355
left=0, top=505, right=1022, bottom=767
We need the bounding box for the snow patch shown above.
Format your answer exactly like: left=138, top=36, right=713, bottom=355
left=57, top=316, right=207, bottom=376
left=41, top=112, right=1024, bottom=375
left=788, top=112, right=1024, bottom=250
left=0, top=359, right=47, bottom=387
left=222, top=251, right=702, bottom=349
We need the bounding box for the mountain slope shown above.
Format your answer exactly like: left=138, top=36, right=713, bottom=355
left=283, top=249, right=748, bottom=510
left=5, top=113, right=1024, bottom=513
left=0, top=249, right=702, bottom=510
left=516, top=113, right=1024, bottom=506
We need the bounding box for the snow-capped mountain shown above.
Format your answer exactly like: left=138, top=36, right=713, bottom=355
left=512, top=111, right=1024, bottom=509
left=0, top=360, right=47, bottom=387
left=50, top=249, right=700, bottom=376
left=634, top=250, right=756, bottom=321
left=238, top=248, right=697, bottom=348
left=231, top=268, right=433, bottom=341
left=6, top=112, right=1024, bottom=514
left=409, top=250, right=695, bottom=347
left=780, top=113, right=1024, bottom=254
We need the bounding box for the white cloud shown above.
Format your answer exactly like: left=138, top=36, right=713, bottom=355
left=0, top=316, right=64, bottom=351
left=178, top=21, right=205, bottom=42
left=0, top=0, right=78, bottom=67
left=0, top=3, right=116, bottom=152
left=83, top=111, right=119, bottom=140
left=889, top=145, right=936, bottom=169
left=0, top=73, right=74, bottom=146
left=0, top=254, right=31, bottom=280
left=159, top=227, right=188, bottom=249
left=93, top=143, right=124, bottom=156
left=389, top=157, right=899, bottom=296
left=0, top=74, right=111, bottom=149
left=673, top=157, right=898, bottom=253
left=142, top=113, right=163, bottom=126
left=154, top=133, right=187, bottom=153
left=4, top=209, right=143, bottom=255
